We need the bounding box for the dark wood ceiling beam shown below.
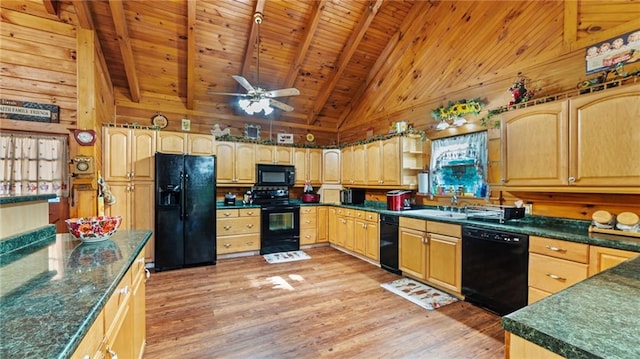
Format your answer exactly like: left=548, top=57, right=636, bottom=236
left=186, top=0, right=197, bottom=110
left=306, top=0, right=383, bottom=125
left=109, top=0, right=141, bottom=103
left=72, top=0, right=94, bottom=29
left=282, top=0, right=325, bottom=88
left=240, top=0, right=266, bottom=79
left=42, top=0, right=59, bottom=16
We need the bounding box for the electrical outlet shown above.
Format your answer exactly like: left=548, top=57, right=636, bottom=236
left=524, top=203, right=533, bottom=214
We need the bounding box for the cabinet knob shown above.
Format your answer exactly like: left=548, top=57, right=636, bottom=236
left=107, top=346, right=118, bottom=359
left=224, top=243, right=231, bottom=248
left=304, top=220, right=311, bottom=224
left=247, top=211, right=254, bottom=215
left=144, top=268, right=151, bottom=279
left=224, top=225, right=231, bottom=230
left=568, top=176, right=576, bottom=183
left=246, top=223, right=254, bottom=228
left=223, top=212, right=231, bottom=217
left=119, top=286, right=129, bottom=295
left=305, top=235, right=311, bottom=239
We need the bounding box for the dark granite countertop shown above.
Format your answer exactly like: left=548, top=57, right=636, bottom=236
left=502, top=256, right=640, bottom=359
left=0, top=194, right=56, bottom=205
left=0, top=230, right=151, bottom=359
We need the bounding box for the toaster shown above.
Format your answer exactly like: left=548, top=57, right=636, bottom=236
left=386, top=190, right=412, bottom=211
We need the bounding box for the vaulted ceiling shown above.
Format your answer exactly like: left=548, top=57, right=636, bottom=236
left=3, top=1, right=639, bottom=144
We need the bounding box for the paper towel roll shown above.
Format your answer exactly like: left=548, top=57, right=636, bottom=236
left=418, top=173, right=429, bottom=194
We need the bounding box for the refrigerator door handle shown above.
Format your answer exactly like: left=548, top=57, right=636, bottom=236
left=180, top=171, right=185, bottom=220
left=183, top=172, right=189, bottom=219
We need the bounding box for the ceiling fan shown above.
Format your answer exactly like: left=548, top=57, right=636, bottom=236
left=208, top=12, right=300, bottom=114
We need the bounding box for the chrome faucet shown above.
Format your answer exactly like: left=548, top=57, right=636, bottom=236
left=451, top=192, right=458, bottom=207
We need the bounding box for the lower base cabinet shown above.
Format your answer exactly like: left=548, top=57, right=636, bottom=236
left=216, top=208, right=260, bottom=254
left=71, top=247, right=147, bottom=359
left=300, top=206, right=318, bottom=245
left=426, top=222, right=461, bottom=294
left=506, top=332, right=564, bottom=359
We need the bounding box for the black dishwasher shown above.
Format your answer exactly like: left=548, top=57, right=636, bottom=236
left=379, top=214, right=401, bottom=275
left=462, top=225, right=529, bottom=315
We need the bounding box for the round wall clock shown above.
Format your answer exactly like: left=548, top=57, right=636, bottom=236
left=73, top=129, right=97, bottom=146
left=152, top=114, right=168, bottom=128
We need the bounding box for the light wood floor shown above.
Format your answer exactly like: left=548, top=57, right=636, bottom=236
left=144, top=246, right=505, bottom=359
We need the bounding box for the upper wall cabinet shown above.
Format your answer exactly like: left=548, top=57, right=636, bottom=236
left=103, top=127, right=156, bottom=182
left=322, top=149, right=341, bottom=184
left=502, top=101, right=569, bottom=187
left=215, top=142, right=255, bottom=185
left=255, top=145, right=294, bottom=165
left=501, top=84, right=639, bottom=193
left=157, top=132, right=215, bottom=155
left=568, top=85, right=639, bottom=188
left=293, top=148, right=322, bottom=186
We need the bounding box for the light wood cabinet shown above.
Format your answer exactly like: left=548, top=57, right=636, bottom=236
left=588, top=245, right=638, bottom=276
left=103, top=127, right=156, bottom=182
left=528, top=236, right=589, bottom=304
left=506, top=332, right=564, bottom=359
left=366, top=137, right=401, bottom=186
left=215, top=142, right=255, bottom=184
left=336, top=208, right=355, bottom=250
left=317, top=206, right=328, bottom=243
left=399, top=225, right=428, bottom=280
left=300, top=206, right=318, bottom=245
left=328, top=207, right=339, bottom=245
left=71, top=248, right=147, bottom=359
left=501, top=101, right=569, bottom=187
left=568, top=85, right=640, bottom=188
left=426, top=221, right=461, bottom=294
left=156, top=131, right=187, bottom=154
left=156, top=132, right=215, bottom=155
left=256, top=144, right=294, bottom=165
left=363, top=211, right=379, bottom=261
left=216, top=208, right=260, bottom=254
left=105, top=181, right=155, bottom=262
left=322, top=149, right=341, bottom=184
left=342, top=136, right=424, bottom=188
left=501, top=84, right=640, bottom=192
left=293, top=148, right=322, bottom=186
left=341, top=145, right=366, bottom=185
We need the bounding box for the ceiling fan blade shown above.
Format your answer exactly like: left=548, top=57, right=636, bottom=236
left=269, top=99, right=294, bottom=112
left=207, top=91, right=249, bottom=96
left=264, top=88, right=300, bottom=98
left=231, top=75, right=255, bottom=92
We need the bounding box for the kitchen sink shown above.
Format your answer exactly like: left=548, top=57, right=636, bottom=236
left=404, top=209, right=467, bottom=220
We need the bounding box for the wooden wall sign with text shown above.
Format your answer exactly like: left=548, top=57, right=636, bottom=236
left=0, top=99, right=60, bottom=123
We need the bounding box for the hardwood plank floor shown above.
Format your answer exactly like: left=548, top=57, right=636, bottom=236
left=144, top=246, right=505, bottom=358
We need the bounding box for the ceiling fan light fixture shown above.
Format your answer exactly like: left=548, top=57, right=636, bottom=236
left=239, top=97, right=273, bottom=116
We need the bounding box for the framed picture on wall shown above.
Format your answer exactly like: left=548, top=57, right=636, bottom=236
left=585, top=29, right=640, bottom=74
left=244, top=124, right=261, bottom=140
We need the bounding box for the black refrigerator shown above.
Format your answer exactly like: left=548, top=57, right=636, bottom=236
left=154, top=153, right=216, bottom=271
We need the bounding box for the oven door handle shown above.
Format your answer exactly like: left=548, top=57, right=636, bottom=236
left=261, top=206, right=299, bottom=212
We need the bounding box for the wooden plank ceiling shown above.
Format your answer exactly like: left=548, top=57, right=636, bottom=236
left=76, top=0, right=639, bottom=139
left=3, top=0, right=638, bottom=142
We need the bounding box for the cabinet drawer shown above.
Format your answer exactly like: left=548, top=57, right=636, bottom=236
left=528, top=286, right=552, bottom=305
left=300, top=206, right=317, bottom=215
left=529, top=236, right=589, bottom=263
left=217, top=234, right=260, bottom=254
left=217, top=217, right=260, bottom=235
left=239, top=208, right=259, bottom=217
left=217, top=209, right=239, bottom=218
left=300, top=214, right=316, bottom=229
left=529, top=253, right=588, bottom=294
left=426, top=221, right=461, bottom=237
left=364, top=211, right=378, bottom=222
left=300, top=228, right=317, bottom=245
left=399, top=217, right=427, bottom=231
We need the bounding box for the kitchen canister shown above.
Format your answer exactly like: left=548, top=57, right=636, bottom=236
left=616, top=212, right=640, bottom=232
left=418, top=172, right=429, bottom=194
left=592, top=210, right=615, bottom=229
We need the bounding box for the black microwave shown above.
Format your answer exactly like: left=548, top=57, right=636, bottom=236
left=256, top=164, right=296, bottom=187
